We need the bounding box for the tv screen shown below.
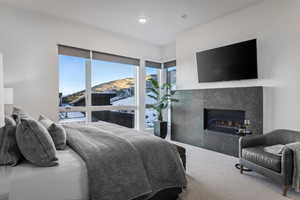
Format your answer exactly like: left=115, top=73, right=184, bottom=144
left=196, top=39, right=257, bottom=83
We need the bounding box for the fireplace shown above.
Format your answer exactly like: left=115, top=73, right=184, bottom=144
left=204, top=108, right=245, bottom=134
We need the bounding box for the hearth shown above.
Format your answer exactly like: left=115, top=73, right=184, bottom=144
left=204, top=108, right=245, bottom=134
left=171, top=86, right=263, bottom=157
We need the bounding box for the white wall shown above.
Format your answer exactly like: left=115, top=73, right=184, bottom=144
left=176, top=0, right=300, bottom=132
left=0, top=54, right=4, bottom=127
left=161, top=42, right=176, bottom=62
left=0, top=4, right=162, bottom=121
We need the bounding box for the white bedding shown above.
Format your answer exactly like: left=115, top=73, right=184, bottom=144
left=0, top=147, right=88, bottom=200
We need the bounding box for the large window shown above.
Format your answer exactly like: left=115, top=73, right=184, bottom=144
left=58, top=45, right=139, bottom=128
left=145, top=61, right=161, bottom=128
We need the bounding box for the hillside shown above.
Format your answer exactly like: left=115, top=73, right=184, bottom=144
left=62, top=74, right=157, bottom=104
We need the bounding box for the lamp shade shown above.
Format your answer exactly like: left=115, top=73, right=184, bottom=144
left=4, top=88, right=13, bottom=105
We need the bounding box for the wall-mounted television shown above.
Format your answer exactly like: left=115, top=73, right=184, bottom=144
left=196, top=39, right=258, bottom=83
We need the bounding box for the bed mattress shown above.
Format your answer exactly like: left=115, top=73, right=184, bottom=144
left=0, top=147, right=88, bottom=200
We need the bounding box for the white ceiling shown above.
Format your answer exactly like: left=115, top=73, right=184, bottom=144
left=0, top=0, right=263, bottom=46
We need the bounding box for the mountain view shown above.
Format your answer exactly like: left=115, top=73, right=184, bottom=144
left=62, top=74, right=158, bottom=105
left=61, top=77, right=140, bottom=105
left=60, top=74, right=158, bottom=127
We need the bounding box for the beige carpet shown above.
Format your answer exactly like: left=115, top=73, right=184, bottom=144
left=172, top=141, right=300, bottom=200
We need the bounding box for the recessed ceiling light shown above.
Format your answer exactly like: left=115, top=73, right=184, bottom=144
left=138, top=17, right=147, bottom=24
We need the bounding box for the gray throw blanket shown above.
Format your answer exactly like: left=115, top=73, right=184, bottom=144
left=63, top=121, right=186, bottom=200
left=286, top=142, right=300, bottom=192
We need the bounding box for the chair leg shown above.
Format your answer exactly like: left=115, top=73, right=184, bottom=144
left=282, top=185, right=288, bottom=196
left=240, top=165, right=243, bottom=174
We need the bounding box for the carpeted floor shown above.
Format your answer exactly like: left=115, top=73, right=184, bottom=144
left=173, top=141, right=300, bottom=200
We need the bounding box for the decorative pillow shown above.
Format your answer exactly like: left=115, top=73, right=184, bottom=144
left=38, top=115, right=54, bottom=129
left=48, top=123, right=67, bottom=150
left=16, top=118, right=58, bottom=167
left=12, top=107, right=31, bottom=123
left=0, top=125, right=21, bottom=166
left=38, top=115, right=67, bottom=150
left=5, top=116, right=16, bottom=126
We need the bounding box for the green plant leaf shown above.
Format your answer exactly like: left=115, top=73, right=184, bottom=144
left=160, top=94, right=171, bottom=101
left=148, top=88, right=159, bottom=96
left=149, top=78, right=159, bottom=89
left=148, top=104, right=160, bottom=112
left=170, top=90, right=176, bottom=95
left=161, top=94, right=171, bottom=98
left=147, top=94, right=158, bottom=101
left=162, top=103, right=169, bottom=109
left=162, top=83, right=171, bottom=90
left=169, top=98, right=179, bottom=102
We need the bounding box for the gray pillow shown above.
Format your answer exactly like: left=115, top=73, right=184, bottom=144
left=16, top=118, right=58, bottom=167
left=12, top=107, right=31, bottom=123
left=5, top=116, right=16, bottom=126
left=48, top=123, right=67, bottom=150
left=38, top=115, right=54, bottom=129
left=0, top=125, right=21, bottom=166
left=38, top=115, right=67, bottom=150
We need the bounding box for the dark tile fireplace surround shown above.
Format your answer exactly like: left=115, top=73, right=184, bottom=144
left=171, top=87, right=263, bottom=157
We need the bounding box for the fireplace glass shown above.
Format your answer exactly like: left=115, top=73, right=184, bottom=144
left=204, top=108, right=245, bottom=134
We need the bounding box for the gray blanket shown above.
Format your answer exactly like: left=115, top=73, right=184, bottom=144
left=286, top=142, right=300, bottom=192
left=63, top=121, right=186, bottom=200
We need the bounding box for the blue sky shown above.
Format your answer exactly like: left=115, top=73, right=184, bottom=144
left=59, top=55, right=136, bottom=95
left=59, top=55, right=164, bottom=96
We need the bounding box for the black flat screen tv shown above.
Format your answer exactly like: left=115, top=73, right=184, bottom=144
left=196, top=39, right=257, bottom=83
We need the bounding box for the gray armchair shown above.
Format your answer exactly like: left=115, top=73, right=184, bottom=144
left=239, top=129, right=300, bottom=196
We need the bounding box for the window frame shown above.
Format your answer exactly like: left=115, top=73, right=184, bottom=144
left=58, top=45, right=176, bottom=130
left=163, top=60, right=176, bottom=127
left=164, top=60, right=176, bottom=91
left=58, top=45, right=139, bottom=128
left=144, top=61, right=163, bottom=129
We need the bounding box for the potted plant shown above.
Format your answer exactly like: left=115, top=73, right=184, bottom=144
left=147, top=78, right=179, bottom=138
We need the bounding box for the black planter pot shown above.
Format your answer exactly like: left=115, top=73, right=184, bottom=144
left=154, top=121, right=168, bottom=139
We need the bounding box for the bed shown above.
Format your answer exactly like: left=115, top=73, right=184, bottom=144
left=0, top=148, right=88, bottom=200
left=0, top=121, right=186, bottom=200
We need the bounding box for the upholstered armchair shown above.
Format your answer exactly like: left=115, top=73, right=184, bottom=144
left=239, top=129, right=300, bottom=196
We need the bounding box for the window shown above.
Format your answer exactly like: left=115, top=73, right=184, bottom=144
left=58, top=45, right=139, bottom=128
left=59, top=46, right=90, bottom=122
left=59, top=55, right=86, bottom=107
left=164, top=60, right=176, bottom=90
left=59, top=111, right=86, bottom=123
left=91, top=59, right=136, bottom=106
left=164, top=60, right=176, bottom=126
left=145, top=61, right=161, bottom=128
left=91, top=110, right=135, bottom=128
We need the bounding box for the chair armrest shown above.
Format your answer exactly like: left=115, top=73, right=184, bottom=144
left=281, top=147, right=293, bottom=184
left=239, top=134, right=266, bottom=158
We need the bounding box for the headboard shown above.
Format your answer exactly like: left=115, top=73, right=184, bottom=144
left=0, top=53, right=4, bottom=127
